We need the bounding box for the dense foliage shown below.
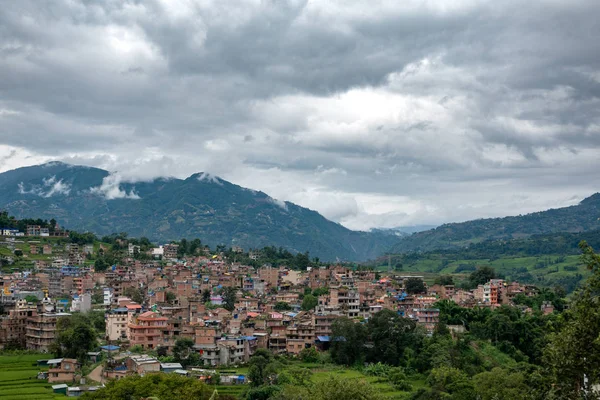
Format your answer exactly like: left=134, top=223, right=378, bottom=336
left=81, top=373, right=235, bottom=400
left=50, top=313, right=103, bottom=362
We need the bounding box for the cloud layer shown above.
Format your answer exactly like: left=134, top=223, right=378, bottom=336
left=1, top=0, right=599, bottom=230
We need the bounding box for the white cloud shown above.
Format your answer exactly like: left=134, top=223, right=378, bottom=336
left=268, top=197, right=288, bottom=211
left=197, top=172, right=223, bottom=185
left=17, top=175, right=71, bottom=197
left=42, top=176, right=71, bottom=197
left=89, top=174, right=141, bottom=200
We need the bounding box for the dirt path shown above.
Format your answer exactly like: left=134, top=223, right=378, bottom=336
left=87, top=363, right=104, bottom=384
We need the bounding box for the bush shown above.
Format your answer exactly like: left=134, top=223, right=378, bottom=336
left=299, top=347, right=319, bottom=363
left=387, top=367, right=412, bottom=391
left=364, top=362, right=392, bottom=377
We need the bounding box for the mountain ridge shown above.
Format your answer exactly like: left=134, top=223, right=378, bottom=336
left=0, top=162, right=397, bottom=261
left=390, top=193, right=600, bottom=254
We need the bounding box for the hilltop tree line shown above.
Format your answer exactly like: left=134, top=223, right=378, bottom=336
left=0, top=211, right=59, bottom=233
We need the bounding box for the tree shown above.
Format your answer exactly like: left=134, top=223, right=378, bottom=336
left=299, top=347, right=319, bottom=363
left=94, top=258, right=109, bottom=272
left=287, top=367, right=313, bottom=387
left=312, top=287, right=329, bottom=297
left=330, top=317, right=367, bottom=366
left=293, top=252, right=311, bottom=270
left=472, top=367, right=528, bottom=400
left=544, top=241, right=600, bottom=397
left=166, top=291, right=177, bottom=304
left=248, top=349, right=276, bottom=387
left=14, top=249, right=23, bottom=257
left=468, top=266, right=496, bottom=288
left=436, top=275, right=454, bottom=286
left=79, top=373, right=231, bottom=400
left=156, top=346, right=168, bottom=357
left=427, top=366, right=475, bottom=399
left=301, top=294, right=318, bottom=311
left=201, top=289, right=212, bottom=303
left=25, top=294, right=39, bottom=303
left=87, top=310, right=106, bottom=334
left=274, top=302, right=292, bottom=311
left=51, top=315, right=98, bottom=363
left=367, top=309, right=422, bottom=366
left=173, top=338, right=200, bottom=368
left=92, top=290, right=104, bottom=304
left=274, top=375, right=385, bottom=400
left=404, top=278, right=426, bottom=294
left=220, top=287, right=237, bottom=312
left=123, top=286, right=144, bottom=304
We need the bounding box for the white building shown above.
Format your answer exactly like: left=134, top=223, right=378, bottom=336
left=103, top=288, right=113, bottom=306
left=70, top=293, right=92, bottom=313
left=128, top=244, right=141, bottom=256
left=152, top=246, right=164, bottom=258
left=105, top=307, right=128, bottom=341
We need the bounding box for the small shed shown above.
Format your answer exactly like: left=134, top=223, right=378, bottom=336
left=87, top=352, right=101, bottom=363
left=67, top=386, right=83, bottom=397
left=315, top=336, right=330, bottom=351
left=160, top=362, right=184, bottom=373
left=174, top=369, right=189, bottom=375
left=52, top=384, right=68, bottom=395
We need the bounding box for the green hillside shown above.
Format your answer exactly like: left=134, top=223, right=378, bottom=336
left=0, top=163, right=396, bottom=262
left=376, top=230, right=600, bottom=292
left=390, top=194, right=600, bottom=254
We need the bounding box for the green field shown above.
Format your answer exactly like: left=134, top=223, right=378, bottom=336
left=0, top=354, right=64, bottom=400
left=215, top=361, right=411, bottom=399
left=377, top=253, right=588, bottom=291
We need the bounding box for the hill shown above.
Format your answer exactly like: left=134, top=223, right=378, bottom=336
left=0, top=162, right=397, bottom=262
left=371, top=230, right=600, bottom=292
left=390, top=194, right=600, bottom=254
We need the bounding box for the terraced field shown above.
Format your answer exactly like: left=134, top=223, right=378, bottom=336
left=0, top=354, right=64, bottom=400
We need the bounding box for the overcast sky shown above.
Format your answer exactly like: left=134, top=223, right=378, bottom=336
left=1, top=0, right=599, bottom=231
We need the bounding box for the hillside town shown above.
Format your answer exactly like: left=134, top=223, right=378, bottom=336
left=0, top=225, right=555, bottom=394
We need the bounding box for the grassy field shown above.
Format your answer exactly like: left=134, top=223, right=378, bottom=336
left=377, top=253, right=588, bottom=290
left=215, top=361, right=411, bottom=399
left=0, top=353, right=64, bottom=400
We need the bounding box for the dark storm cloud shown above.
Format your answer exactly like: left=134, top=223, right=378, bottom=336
left=0, top=0, right=599, bottom=229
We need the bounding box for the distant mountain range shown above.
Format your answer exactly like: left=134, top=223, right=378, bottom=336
left=390, top=194, right=600, bottom=254
left=0, top=162, right=397, bottom=261
left=3, top=162, right=599, bottom=262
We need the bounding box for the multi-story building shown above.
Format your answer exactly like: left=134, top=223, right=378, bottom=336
left=0, top=300, right=37, bottom=349
left=333, top=288, right=360, bottom=318
left=27, top=225, right=49, bottom=236
left=163, top=244, right=179, bottom=260
left=217, top=336, right=249, bottom=365
left=106, top=307, right=129, bottom=341
left=26, top=312, right=71, bottom=352
left=128, top=311, right=168, bottom=350
left=482, top=282, right=499, bottom=304
left=259, top=266, right=279, bottom=289
left=416, top=308, right=440, bottom=332
left=48, top=358, right=78, bottom=383
left=73, top=276, right=93, bottom=295
left=315, top=314, right=338, bottom=338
